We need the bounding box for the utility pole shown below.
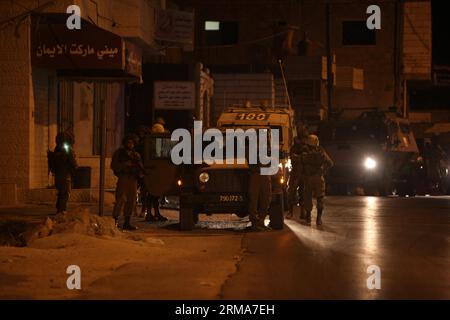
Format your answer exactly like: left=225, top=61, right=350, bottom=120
left=99, top=97, right=107, bottom=216
left=325, top=2, right=333, bottom=121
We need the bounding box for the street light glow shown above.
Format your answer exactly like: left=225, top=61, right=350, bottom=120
left=364, top=157, right=377, bottom=170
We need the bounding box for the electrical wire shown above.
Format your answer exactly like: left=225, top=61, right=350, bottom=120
left=0, top=0, right=56, bottom=31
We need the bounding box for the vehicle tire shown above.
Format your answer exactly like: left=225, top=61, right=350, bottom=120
left=180, top=206, right=194, bottom=231
left=193, top=211, right=199, bottom=224
left=269, top=194, right=284, bottom=230
left=282, top=189, right=289, bottom=213
left=378, top=183, right=389, bottom=197
left=438, top=179, right=449, bottom=195
left=363, top=184, right=376, bottom=196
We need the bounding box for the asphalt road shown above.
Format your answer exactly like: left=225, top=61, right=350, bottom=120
left=0, top=196, right=449, bottom=299
left=220, top=196, right=450, bottom=299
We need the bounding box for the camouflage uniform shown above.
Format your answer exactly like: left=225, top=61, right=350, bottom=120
left=135, top=126, right=149, bottom=218
left=300, top=143, right=333, bottom=225
left=287, top=137, right=308, bottom=218
left=53, top=145, right=77, bottom=213
left=287, top=126, right=309, bottom=218
left=111, top=137, right=144, bottom=230
left=248, top=165, right=272, bottom=231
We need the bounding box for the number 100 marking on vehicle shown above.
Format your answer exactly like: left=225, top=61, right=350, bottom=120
left=235, top=113, right=269, bottom=121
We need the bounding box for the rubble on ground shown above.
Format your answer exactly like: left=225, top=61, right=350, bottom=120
left=23, top=209, right=121, bottom=245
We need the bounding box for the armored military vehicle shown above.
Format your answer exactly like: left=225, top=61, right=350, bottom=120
left=319, top=111, right=420, bottom=196
left=176, top=104, right=296, bottom=230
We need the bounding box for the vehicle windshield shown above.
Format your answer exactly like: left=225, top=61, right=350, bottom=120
left=144, top=136, right=175, bottom=162
left=321, top=123, right=387, bottom=143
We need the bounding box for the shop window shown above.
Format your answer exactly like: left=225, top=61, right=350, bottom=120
left=342, top=21, right=376, bottom=45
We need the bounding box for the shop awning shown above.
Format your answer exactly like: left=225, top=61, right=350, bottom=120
left=31, top=13, right=142, bottom=81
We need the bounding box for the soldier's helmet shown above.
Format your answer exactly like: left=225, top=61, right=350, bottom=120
left=297, top=123, right=309, bottom=138
left=306, top=134, right=320, bottom=147
left=152, top=123, right=165, bottom=133
left=55, top=131, right=75, bottom=146
left=122, top=133, right=139, bottom=146
left=155, top=117, right=166, bottom=126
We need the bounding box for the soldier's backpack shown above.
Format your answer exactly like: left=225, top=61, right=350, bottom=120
left=47, top=150, right=56, bottom=175
left=302, top=146, right=324, bottom=176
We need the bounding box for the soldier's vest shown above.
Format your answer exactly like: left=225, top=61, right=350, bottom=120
left=301, top=146, right=324, bottom=176
left=50, top=149, right=75, bottom=177
left=112, top=148, right=142, bottom=177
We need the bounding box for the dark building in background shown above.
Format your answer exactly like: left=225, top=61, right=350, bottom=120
left=173, top=0, right=432, bottom=124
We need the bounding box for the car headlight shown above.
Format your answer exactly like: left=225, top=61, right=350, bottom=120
left=364, top=157, right=377, bottom=170
left=199, top=172, right=210, bottom=183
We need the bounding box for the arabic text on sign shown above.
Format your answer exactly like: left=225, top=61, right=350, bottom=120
left=35, top=44, right=119, bottom=60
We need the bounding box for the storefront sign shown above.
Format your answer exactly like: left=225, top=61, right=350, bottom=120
left=155, top=9, right=194, bottom=44
left=31, top=14, right=142, bottom=78
left=154, top=81, right=196, bottom=110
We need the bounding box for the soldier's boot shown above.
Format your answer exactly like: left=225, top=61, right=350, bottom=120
left=299, top=206, right=306, bottom=220
left=113, top=216, right=119, bottom=227
left=286, top=208, right=294, bottom=219
left=139, top=206, right=147, bottom=218
left=316, top=208, right=323, bottom=226
left=123, top=216, right=138, bottom=231
left=305, top=211, right=312, bottom=225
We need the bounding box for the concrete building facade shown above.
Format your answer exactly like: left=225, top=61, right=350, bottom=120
left=0, top=0, right=164, bottom=205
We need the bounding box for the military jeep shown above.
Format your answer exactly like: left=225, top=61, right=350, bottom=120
left=177, top=105, right=296, bottom=231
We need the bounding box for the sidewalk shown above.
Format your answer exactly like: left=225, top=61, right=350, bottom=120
left=0, top=204, right=245, bottom=300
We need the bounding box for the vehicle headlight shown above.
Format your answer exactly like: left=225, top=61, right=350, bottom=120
left=199, top=172, right=210, bottom=183
left=364, top=157, right=377, bottom=170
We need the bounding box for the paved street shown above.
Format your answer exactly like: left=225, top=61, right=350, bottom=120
left=222, top=196, right=450, bottom=299
left=0, top=196, right=449, bottom=299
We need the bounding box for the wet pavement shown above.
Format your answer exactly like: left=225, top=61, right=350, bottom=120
left=221, top=196, right=450, bottom=299
left=1, top=196, right=449, bottom=299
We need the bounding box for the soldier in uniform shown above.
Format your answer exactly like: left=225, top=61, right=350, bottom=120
left=111, top=134, right=144, bottom=230
left=50, top=132, right=78, bottom=214
left=300, top=134, right=334, bottom=225
left=135, top=125, right=150, bottom=218
left=145, top=118, right=168, bottom=222
left=248, top=165, right=272, bottom=231
left=247, top=133, right=272, bottom=232
left=287, top=123, right=309, bottom=219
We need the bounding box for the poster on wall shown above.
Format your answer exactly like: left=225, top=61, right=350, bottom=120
left=154, top=81, right=196, bottom=110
